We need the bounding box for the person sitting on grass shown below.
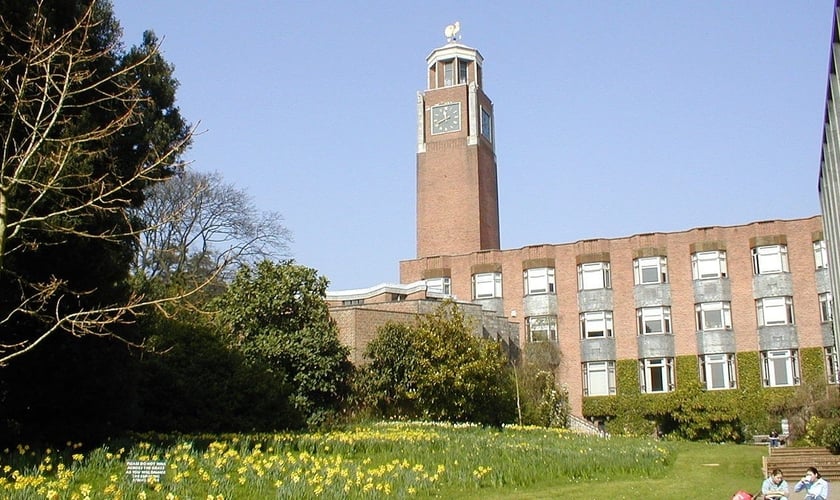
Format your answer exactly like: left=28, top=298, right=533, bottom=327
left=761, top=468, right=789, bottom=499
left=794, top=466, right=829, bottom=500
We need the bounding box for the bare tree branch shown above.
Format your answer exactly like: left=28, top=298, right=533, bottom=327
left=0, top=1, right=222, bottom=364
left=132, top=170, right=292, bottom=283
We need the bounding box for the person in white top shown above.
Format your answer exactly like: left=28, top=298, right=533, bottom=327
left=761, top=468, right=790, bottom=499
left=794, top=466, right=829, bottom=500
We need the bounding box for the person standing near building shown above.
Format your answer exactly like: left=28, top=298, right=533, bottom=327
left=794, top=467, right=829, bottom=499
left=761, top=468, right=789, bottom=499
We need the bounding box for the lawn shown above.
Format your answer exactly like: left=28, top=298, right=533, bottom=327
left=0, top=422, right=769, bottom=499
left=440, top=440, right=767, bottom=499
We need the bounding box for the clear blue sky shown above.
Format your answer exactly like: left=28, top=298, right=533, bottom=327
left=112, top=1, right=835, bottom=291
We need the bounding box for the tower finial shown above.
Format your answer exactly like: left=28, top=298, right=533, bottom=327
left=444, top=22, right=460, bottom=43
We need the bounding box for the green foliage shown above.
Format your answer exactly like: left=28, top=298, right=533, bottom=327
left=359, top=301, right=517, bottom=426
left=358, top=322, right=420, bottom=419
left=517, top=342, right=570, bottom=427
left=818, top=419, right=840, bottom=451
left=215, top=260, right=352, bottom=426
left=134, top=309, right=302, bottom=433
left=0, top=0, right=190, bottom=445
left=583, top=349, right=834, bottom=441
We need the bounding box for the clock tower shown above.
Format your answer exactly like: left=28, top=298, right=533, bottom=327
left=416, top=25, right=500, bottom=258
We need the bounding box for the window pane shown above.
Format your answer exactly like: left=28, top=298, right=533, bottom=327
left=703, top=309, right=723, bottom=330
left=649, top=365, right=665, bottom=392
left=694, top=251, right=727, bottom=280
left=528, top=316, right=557, bottom=342
left=697, top=302, right=731, bottom=331
left=636, top=256, right=666, bottom=284
left=820, top=292, right=833, bottom=322
left=582, top=311, right=612, bottom=338
left=443, top=61, right=454, bottom=86
left=815, top=241, right=829, bottom=269
left=760, top=297, right=792, bottom=325
left=772, top=357, right=790, bottom=386
left=641, top=267, right=659, bottom=284
left=827, top=347, right=839, bottom=384
left=754, top=245, right=788, bottom=274
left=426, top=277, right=450, bottom=294
left=473, top=272, right=501, bottom=299
left=586, top=362, right=609, bottom=396
left=765, top=350, right=796, bottom=387
left=525, top=268, right=554, bottom=295
left=580, top=262, right=609, bottom=290
left=639, top=307, right=670, bottom=334
left=708, top=358, right=727, bottom=389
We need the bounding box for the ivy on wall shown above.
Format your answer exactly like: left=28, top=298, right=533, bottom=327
left=581, top=348, right=828, bottom=441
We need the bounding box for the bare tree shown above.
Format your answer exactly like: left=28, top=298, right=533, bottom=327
left=132, top=170, right=291, bottom=283
left=0, top=1, right=217, bottom=365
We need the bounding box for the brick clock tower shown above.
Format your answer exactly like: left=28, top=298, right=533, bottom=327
left=416, top=24, right=500, bottom=258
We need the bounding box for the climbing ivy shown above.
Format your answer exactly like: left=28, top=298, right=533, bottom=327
left=582, top=348, right=828, bottom=441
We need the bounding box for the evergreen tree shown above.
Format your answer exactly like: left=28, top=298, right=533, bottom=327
left=0, top=0, right=190, bottom=444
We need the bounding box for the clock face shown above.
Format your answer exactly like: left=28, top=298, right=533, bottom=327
left=431, top=103, right=461, bottom=134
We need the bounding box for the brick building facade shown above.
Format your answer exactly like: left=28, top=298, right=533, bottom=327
left=399, top=216, right=835, bottom=416
left=328, top=26, right=838, bottom=419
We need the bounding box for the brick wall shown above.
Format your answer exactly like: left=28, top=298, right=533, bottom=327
left=399, top=216, right=826, bottom=415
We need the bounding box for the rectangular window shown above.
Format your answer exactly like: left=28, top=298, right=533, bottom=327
left=820, top=292, right=834, bottom=323
left=578, top=262, right=611, bottom=290
left=472, top=272, right=502, bottom=299
left=580, top=311, right=613, bottom=339
left=634, top=256, right=668, bottom=285
left=443, top=60, right=454, bottom=86
left=527, top=315, right=558, bottom=342
left=458, top=59, right=469, bottom=84
left=425, top=277, right=451, bottom=295
left=695, top=302, right=732, bottom=331
left=480, top=107, right=492, bottom=140
left=700, top=353, right=736, bottom=390
left=640, top=358, right=675, bottom=393
left=342, top=299, right=364, bottom=306
left=815, top=240, right=829, bottom=270
left=762, top=350, right=799, bottom=387
left=756, top=296, right=794, bottom=326
left=637, top=306, right=671, bottom=335
left=524, top=267, right=555, bottom=295
left=692, top=250, right=728, bottom=280
left=826, top=347, right=839, bottom=385
left=583, top=361, right=616, bottom=396
left=752, top=245, right=789, bottom=275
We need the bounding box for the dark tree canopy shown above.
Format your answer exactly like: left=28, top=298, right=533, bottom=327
left=0, top=0, right=192, bottom=444
left=0, top=0, right=193, bottom=364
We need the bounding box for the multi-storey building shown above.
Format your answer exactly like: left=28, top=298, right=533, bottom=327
left=329, top=24, right=838, bottom=419
left=819, top=0, right=840, bottom=363
left=400, top=217, right=835, bottom=415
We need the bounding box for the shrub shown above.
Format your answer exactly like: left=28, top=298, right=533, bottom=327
left=821, top=419, right=840, bottom=452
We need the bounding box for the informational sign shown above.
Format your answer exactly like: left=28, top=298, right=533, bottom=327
left=126, top=460, right=167, bottom=483
left=781, top=418, right=790, bottom=435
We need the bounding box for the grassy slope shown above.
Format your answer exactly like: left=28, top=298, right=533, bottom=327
left=432, top=442, right=768, bottom=499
